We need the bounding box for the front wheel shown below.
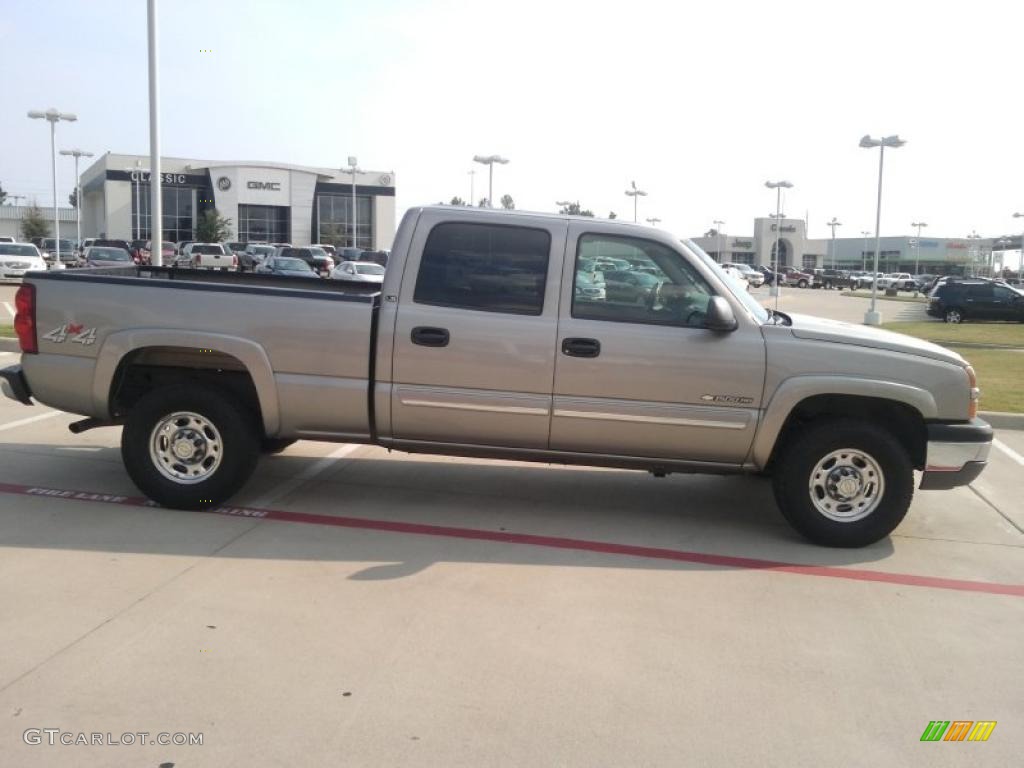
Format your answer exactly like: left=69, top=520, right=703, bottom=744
left=797, top=279, right=808, bottom=289
left=771, top=419, right=913, bottom=547
left=121, top=385, right=260, bottom=510
left=944, top=308, right=963, bottom=323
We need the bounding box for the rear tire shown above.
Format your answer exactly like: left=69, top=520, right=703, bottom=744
left=771, top=418, right=913, bottom=547
left=798, top=279, right=808, bottom=288
left=944, top=308, right=963, bottom=323
left=121, top=385, right=260, bottom=510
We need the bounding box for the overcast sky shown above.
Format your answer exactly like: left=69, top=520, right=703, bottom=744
left=2, top=0, right=1022, bottom=260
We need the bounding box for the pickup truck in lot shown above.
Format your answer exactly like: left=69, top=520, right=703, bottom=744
left=1, top=207, right=992, bottom=547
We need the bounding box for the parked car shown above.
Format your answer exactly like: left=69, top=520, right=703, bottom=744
left=926, top=280, right=1024, bottom=323
left=722, top=263, right=765, bottom=287
left=876, top=273, right=915, bottom=291
left=358, top=250, right=390, bottom=267
left=336, top=247, right=364, bottom=263
left=2, top=205, right=992, bottom=549
left=853, top=271, right=885, bottom=289
left=144, top=240, right=177, bottom=264
left=241, top=244, right=276, bottom=271
left=83, top=246, right=134, bottom=268
left=720, top=265, right=749, bottom=288
left=182, top=243, right=237, bottom=270
left=329, top=260, right=386, bottom=284
left=129, top=239, right=149, bottom=263
left=225, top=242, right=248, bottom=256
left=753, top=265, right=778, bottom=286
left=912, top=274, right=937, bottom=292
left=574, top=269, right=607, bottom=301
left=308, top=246, right=336, bottom=274
left=174, top=241, right=194, bottom=261
left=312, top=243, right=338, bottom=262
left=254, top=255, right=317, bottom=278
left=272, top=247, right=330, bottom=276
left=601, top=269, right=663, bottom=304
left=40, top=238, right=78, bottom=266
left=0, top=236, right=14, bottom=244
left=778, top=266, right=812, bottom=288
left=811, top=268, right=852, bottom=290
left=0, top=242, right=48, bottom=278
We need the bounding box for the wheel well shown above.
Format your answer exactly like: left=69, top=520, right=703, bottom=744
left=109, top=346, right=263, bottom=430
left=769, top=394, right=927, bottom=470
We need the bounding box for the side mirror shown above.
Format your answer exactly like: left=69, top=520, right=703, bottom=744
left=705, top=296, right=738, bottom=332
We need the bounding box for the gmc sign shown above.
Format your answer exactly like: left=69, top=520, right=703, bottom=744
left=247, top=181, right=281, bottom=191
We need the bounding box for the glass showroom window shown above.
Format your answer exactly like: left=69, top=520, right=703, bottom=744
left=316, top=195, right=374, bottom=250
left=132, top=185, right=195, bottom=243
left=238, top=204, right=289, bottom=244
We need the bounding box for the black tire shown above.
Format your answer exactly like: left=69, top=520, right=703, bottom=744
left=121, top=385, right=260, bottom=510
left=771, top=418, right=913, bottom=547
left=797, top=279, right=808, bottom=289
left=944, top=308, right=964, bottom=323
left=261, top=438, right=297, bottom=454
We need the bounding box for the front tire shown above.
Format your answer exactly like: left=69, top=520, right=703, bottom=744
left=121, top=385, right=260, bottom=510
left=771, top=419, right=913, bottom=547
left=944, top=308, right=963, bottom=323
left=797, top=279, right=808, bottom=288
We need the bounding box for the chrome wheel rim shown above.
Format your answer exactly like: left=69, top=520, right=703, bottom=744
left=150, top=411, right=223, bottom=484
left=808, top=448, right=885, bottom=522
left=946, top=310, right=961, bottom=323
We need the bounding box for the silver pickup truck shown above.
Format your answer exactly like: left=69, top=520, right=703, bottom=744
left=1, top=206, right=992, bottom=547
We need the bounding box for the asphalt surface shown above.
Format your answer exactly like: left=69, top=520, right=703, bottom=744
left=0, top=287, right=1021, bottom=767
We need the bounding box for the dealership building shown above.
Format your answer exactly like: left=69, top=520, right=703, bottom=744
left=78, top=153, right=397, bottom=250
left=692, top=217, right=1020, bottom=275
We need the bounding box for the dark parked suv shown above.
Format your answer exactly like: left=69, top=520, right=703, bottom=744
left=927, top=280, right=1024, bottom=323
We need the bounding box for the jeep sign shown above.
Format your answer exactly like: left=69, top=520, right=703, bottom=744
left=247, top=181, right=281, bottom=191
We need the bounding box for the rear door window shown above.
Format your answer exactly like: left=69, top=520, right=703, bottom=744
left=414, top=222, right=550, bottom=315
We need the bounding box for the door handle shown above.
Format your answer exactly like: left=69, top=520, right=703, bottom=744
left=561, top=337, right=601, bottom=358
left=411, top=326, right=450, bottom=347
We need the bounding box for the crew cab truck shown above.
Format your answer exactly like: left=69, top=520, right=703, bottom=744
left=1, top=207, right=992, bottom=547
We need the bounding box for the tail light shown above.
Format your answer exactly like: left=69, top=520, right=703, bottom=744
left=965, top=365, right=979, bottom=418
left=232, top=255, right=238, bottom=268
left=14, top=283, right=37, bottom=354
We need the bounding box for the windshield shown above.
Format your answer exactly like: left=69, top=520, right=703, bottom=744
left=90, top=248, right=131, bottom=260
left=275, top=257, right=311, bottom=271
left=356, top=263, right=385, bottom=275
left=0, top=244, right=40, bottom=257
left=683, top=239, right=770, bottom=324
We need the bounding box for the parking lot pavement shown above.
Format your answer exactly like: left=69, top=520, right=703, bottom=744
left=751, top=285, right=929, bottom=323
left=0, top=390, right=1021, bottom=767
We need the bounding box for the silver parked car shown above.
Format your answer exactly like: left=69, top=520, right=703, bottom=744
left=329, top=260, right=385, bottom=283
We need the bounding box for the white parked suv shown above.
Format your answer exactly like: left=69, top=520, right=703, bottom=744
left=181, top=243, right=237, bottom=270
left=722, top=262, right=765, bottom=287
left=875, top=273, right=914, bottom=291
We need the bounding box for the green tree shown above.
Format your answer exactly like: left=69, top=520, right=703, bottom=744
left=318, top=222, right=346, bottom=247
left=500, top=194, right=515, bottom=210
left=449, top=196, right=466, bottom=206
left=195, top=208, right=233, bottom=242
left=608, top=211, right=617, bottom=220
left=20, top=203, right=50, bottom=241
left=558, top=202, right=594, bottom=217
left=478, top=197, right=489, bottom=208
left=0, top=181, right=7, bottom=205
left=68, top=188, right=78, bottom=209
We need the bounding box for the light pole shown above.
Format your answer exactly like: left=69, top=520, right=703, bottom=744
left=911, top=221, right=927, bottom=276
left=124, top=160, right=145, bottom=240
left=765, top=180, right=793, bottom=303
left=966, top=231, right=981, bottom=277
left=1013, top=213, right=1024, bottom=277
left=146, top=0, right=163, bottom=265
left=625, top=180, right=647, bottom=223
left=468, top=169, right=475, bottom=205
left=859, top=134, right=906, bottom=325
left=472, top=154, right=509, bottom=208
left=60, top=148, right=93, bottom=252
left=27, top=108, right=77, bottom=270
left=826, top=217, right=842, bottom=269
left=712, top=219, right=725, bottom=262
left=860, top=230, right=871, bottom=272
left=645, top=217, right=662, bottom=227
left=341, top=156, right=362, bottom=248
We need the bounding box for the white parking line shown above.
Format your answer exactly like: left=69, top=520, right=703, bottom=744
left=249, top=443, right=361, bottom=508
left=3, top=302, right=14, bottom=318
left=0, top=411, right=62, bottom=432
left=993, top=438, right=1024, bottom=467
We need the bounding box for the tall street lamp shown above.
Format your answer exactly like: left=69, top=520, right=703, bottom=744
left=60, top=148, right=93, bottom=253
left=472, top=154, right=509, bottom=208
left=27, top=108, right=77, bottom=270
left=966, top=231, right=981, bottom=277
left=1013, top=213, right=1024, bottom=276
left=765, top=180, right=793, bottom=303
left=625, top=180, right=647, bottom=223
left=468, top=169, right=475, bottom=206
left=341, top=156, right=362, bottom=247
left=146, top=0, right=163, bottom=265
left=826, top=217, right=842, bottom=269
left=911, top=221, right=927, bottom=276
left=859, top=134, right=906, bottom=325
left=860, top=230, right=871, bottom=271
left=712, top=219, right=725, bottom=262
left=124, top=160, right=146, bottom=241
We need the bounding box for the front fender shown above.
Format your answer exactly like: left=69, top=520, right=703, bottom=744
left=749, top=375, right=936, bottom=468
left=92, top=329, right=280, bottom=435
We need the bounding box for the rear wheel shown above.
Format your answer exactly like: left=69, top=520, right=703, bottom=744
left=797, top=279, right=808, bottom=288
left=121, top=385, right=260, bottom=510
left=944, top=308, right=963, bottom=323
left=772, top=419, right=913, bottom=547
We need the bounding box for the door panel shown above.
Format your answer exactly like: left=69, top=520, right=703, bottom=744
left=391, top=213, right=566, bottom=448
left=551, top=225, right=766, bottom=463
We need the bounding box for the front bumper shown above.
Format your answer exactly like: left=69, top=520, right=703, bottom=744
left=0, top=365, right=34, bottom=406
left=919, top=418, right=993, bottom=490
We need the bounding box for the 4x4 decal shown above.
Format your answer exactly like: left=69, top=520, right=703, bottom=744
left=42, top=323, right=97, bottom=346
